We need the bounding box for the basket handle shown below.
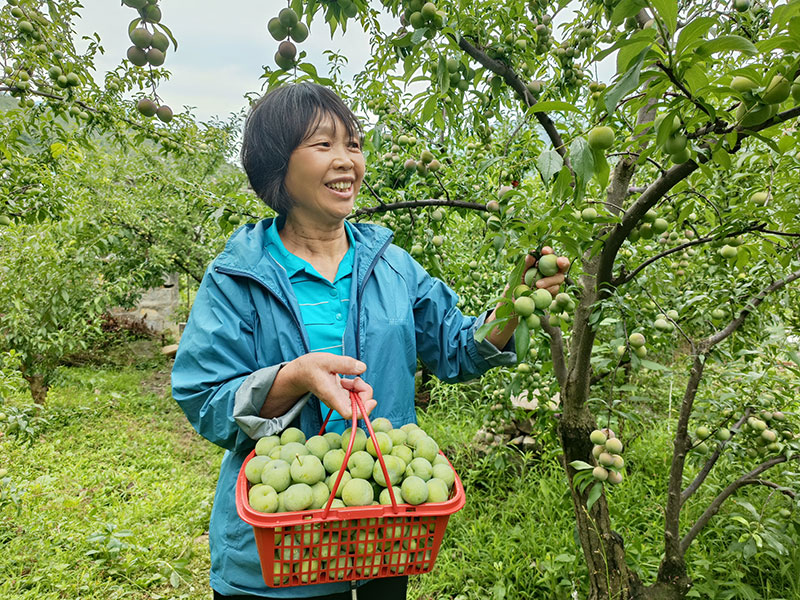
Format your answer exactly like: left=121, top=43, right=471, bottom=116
left=321, top=391, right=400, bottom=517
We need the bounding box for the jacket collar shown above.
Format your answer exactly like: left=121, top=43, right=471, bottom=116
left=213, top=217, right=393, bottom=297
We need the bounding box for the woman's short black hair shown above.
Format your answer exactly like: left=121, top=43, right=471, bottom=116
left=240, top=83, right=363, bottom=215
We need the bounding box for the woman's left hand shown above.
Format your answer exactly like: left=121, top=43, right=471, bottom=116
left=339, top=376, right=377, bottom=418
left=524, top=246, right=570, bottom=297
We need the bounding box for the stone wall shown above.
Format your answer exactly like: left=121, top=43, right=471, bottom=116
left=110, top=273, right=181, bottom=338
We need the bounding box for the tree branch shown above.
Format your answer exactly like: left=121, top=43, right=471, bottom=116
left=454, top=35, right=570, bottom=166
left=681, top=455, right=793, bottom=553
left=597, top=103, right=800, bottom=299
left=680, top=410, right=751, bottom=506
left=351, top=198, right=485, bottom=217
left=655, top=61, right=714, bottom=119
left=663, top=353, right=706, bottom=563
left=740, top=478, right=797, bottom=500
left=760, top=228, right=800, bottom=238
left=615, top=224, right=764, bottom=286
left=541, top=313, right=567, bottom=389
left=703, top=267, right=800, bottom=350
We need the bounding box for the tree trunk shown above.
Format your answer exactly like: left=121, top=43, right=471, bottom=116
left=23, top=374, right=48, bottom=404
left=644, top=581, right=690, bottom=600
left=558, top=406, right=645, bottom=599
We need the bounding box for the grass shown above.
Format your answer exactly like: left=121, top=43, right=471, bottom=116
left=0, top=359, right=222, bottom=599
left=1, top=345, right=798, bottom=600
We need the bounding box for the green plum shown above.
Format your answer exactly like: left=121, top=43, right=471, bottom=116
left=426, top=478, right=449, bottom=503
left=305, top=435, right=330, bottom=460
left=245, top=455, right=270, bottom=484
left=255, top=435, right=281, bottom=456
left=291, top=454, right=326, bottom=485
left=323, top=448, right=346, bottom=474
left=249, top=483, right=279, bottom=512
left=366, top=431, right=393, bottom=457
left=342, top=478, right=374, bottom=506
left=372, top=455, right=406, bottom=487
left=341, top=427, right=367, bottom=452
left=347, top=450, right=375, bottom=479
left=261, top=459, right=291, bottom=492
left=280, top=427, right=306, bottom=445
left=283, top=483, right=314, bottom=511
left=401, top=476, right=429, bottom=505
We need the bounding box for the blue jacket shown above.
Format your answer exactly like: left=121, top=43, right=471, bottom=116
left=171, top=218, right=516, bottom=598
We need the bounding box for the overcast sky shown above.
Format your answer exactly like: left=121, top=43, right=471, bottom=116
left=72, top=2, right=611, bottom=124
left=74, top=1, right=387, bottom=123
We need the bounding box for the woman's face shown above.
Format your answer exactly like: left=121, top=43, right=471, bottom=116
left=283, top=114, right=365, bottom=227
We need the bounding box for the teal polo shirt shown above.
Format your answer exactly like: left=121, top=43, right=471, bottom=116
left=265, top=219, right=355, bottom=433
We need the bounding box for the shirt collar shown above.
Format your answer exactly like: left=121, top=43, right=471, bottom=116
left=265, top=216, right=355, bottom=280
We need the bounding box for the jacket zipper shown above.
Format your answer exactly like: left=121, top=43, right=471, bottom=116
left=355, top=235, right=393, bottom=360
left=213, top=266, right=309, bottom=354
left=216, top=231, right=392, bottom=428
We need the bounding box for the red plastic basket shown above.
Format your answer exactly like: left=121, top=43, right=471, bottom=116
left=236, top=392, right=466, bottom=588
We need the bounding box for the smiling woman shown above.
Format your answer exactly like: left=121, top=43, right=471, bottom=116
left=171, top=82, right=567, bottom=600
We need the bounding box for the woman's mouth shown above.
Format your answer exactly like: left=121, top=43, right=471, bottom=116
left=326, top=181, right=353, bottom=192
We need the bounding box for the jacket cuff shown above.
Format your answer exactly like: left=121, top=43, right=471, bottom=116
left=471, top=309, right=518, bottom=366
left=233, top=364, right=310, bottom=439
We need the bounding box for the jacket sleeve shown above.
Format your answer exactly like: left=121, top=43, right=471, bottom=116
left=171, top=266, right=308, bottom=452
left=407, top=255, right=517, bottom=383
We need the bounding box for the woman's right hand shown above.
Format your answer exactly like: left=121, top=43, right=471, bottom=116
left=285, top=353, right=376, bottom=419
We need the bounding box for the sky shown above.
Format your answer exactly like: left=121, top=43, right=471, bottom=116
left=71, top=1, right=612, bottom=124
left=73, top=0, right=389, bottom=123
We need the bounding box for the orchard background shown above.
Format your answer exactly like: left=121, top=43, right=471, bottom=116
left=1, top=0, right=800, bottom=598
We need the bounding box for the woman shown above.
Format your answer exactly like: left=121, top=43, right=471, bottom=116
left=172, top=83, right=568, bottom=600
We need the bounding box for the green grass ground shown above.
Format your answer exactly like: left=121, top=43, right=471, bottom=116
left=1, top=351, right=798, bottom=599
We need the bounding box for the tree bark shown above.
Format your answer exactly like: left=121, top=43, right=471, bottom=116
left=558, top=409, right=645, bottom=599
left=23, top=373, right=48, bottom=404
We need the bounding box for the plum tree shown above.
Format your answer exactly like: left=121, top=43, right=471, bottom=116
left=2, top=0, right=800, bottom=597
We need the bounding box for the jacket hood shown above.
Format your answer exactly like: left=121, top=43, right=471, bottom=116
left=213, top=217, right=394, bottom=291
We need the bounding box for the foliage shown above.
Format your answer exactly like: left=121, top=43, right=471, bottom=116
left=2, top=0, right=800, bottom=597
left=0, top=359, right=797, bottom=599
left=0, top=361, right=220, bottom=599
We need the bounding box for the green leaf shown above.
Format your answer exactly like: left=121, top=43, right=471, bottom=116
left=611, top=0, right=649, bottom=25
left=515, top=320, right=530, bottom=361
left=49, top=142, right=67, bottom=159
left=537, top=150, right=564, bottom=183
left=392, top=31, right=414, bottom=48
left=128, top=18, right=141, bottom=34
left=756, top=35, right=799, bottom=53
left=696, top=36, right=758, bottom=57
left=507, top=256, right=527, bottom=291
left=605, top=48, right=648, bottom=114
left=586, top=481, right=603, bottom=511
left=437, top=55, right=449, bottom=94
left=552, top=166, right=573, bottom=202
left=411, top=28, right=428, bottom=45
left=421, top=94, right=438, bottom=122
left=592, top=148, right=610, bottom=189
left=675, top=16, right=716, bottom=57
left=617, top=31, right=656, bottom=72
left=788, top=350, right=800, bottom=366
left=772, top=1, right=800, bottom=29
left=477, top=156, right=504, bottom=175
left=156, top=23, right=179, bottom=51
left=712, top=146, right=731, bottom=170
left=569, top=460, right=594, bottom=471
left=569, top=137, right=595, bottom=184
left=649, top=0, right=677, bottom=34
left=639, top=359, right=670, bottom=371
